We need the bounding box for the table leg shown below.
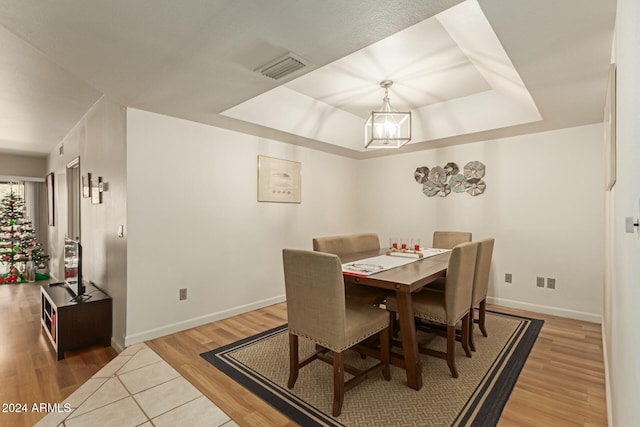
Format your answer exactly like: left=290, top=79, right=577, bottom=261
left=395, top=291, right=423, bottom=390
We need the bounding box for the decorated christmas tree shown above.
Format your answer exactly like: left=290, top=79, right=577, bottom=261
left=0, top=190, right=49, bottom=283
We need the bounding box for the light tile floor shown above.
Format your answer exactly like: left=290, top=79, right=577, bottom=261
left=35, top=343, right=238, bottom=427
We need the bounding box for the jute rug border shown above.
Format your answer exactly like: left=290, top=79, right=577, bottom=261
left=201, top=310, right=543, bottom=427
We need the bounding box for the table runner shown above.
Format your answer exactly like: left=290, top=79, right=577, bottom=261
left=342, top=248, right=449, bottom=276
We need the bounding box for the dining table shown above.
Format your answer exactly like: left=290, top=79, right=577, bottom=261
left=341, top=248, right=451, bottom=391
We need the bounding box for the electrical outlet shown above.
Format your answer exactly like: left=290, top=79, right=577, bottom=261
left=505, top=273, right=512, bottom=283
left=536, top=277, right=545, bottom=287
left=179, top=288, right=187, bottom=300
left=547, top=278, right=556, bottom=289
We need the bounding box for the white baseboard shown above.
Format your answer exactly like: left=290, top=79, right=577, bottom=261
left=601, top=323, right=613, bottom=427
left=111, top=338, right=125, bottom=354
left=123, top=295, right=287, bottom=347
left=487, top=297, right=602, bottom=323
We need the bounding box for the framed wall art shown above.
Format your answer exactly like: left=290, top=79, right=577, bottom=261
left=257, top=155, right=301, bottom=203
left=91, top=176, right=102, bottom=205
left=82, top=172, right=92, bottom=198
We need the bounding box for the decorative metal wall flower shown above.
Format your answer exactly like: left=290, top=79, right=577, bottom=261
left=414, top=167, right=429, bottom=184
left=438, top=184, right=451, bottom=197
left=422, top=181, right=440, bottom=197
left=463, top=161, right=485, bottom=179
left=428, top=166, right=447, bottom=185
left=466, top=179, right=486, bottom=196
left=449, top=174, right=467, bottom=193
left=444, top=162, right=459, bottom=175
left=414, top=161, right=486, bottom=197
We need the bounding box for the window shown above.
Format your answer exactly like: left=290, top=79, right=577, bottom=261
left=0, top=182, right=24, bottom=200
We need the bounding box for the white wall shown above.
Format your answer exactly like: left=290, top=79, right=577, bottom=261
left=0, top=154, right=46, bottom=179
left=357, top=124, right=605, bottom=322
left=605, top=0, right=640, bottom=425
left=125, top=109, right=362, bottom=344
left=46, top=96, right=128, bottom=351
left=126, top=111, right=605, bottom=348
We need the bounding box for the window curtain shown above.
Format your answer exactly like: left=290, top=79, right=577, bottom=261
left=23, top=181, right=48, bottom=250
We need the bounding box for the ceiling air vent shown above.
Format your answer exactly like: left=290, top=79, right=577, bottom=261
left=256, top=53, right=308, bottom=80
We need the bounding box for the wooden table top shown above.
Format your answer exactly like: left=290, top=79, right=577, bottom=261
left=341, top=248, right=450, bottom=293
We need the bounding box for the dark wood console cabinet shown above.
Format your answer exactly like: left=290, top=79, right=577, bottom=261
left=40, top=282, right=112, bottom=360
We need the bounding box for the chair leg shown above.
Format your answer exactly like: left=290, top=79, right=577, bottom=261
left=479, top=299, right=488, bottom=337
left=379, top=326, right=391, bottom=381
left=461, top=313, right=471, bottom=358
left=446, top=325, right=458, bottom=378
left=469, top=306, right=476, bottom=352
left=332, top=351, right=345, bottom=417
left=287, top=333, right=299, bottom=389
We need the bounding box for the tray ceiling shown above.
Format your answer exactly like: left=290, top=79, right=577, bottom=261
left=0, top=0, right=616, bottom=158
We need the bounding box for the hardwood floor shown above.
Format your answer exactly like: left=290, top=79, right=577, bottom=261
left=495, top=306, right=608, bottom=427
left=2, top=281, right=607, bottom=426
left=0, top=282, right=117, bottom=427
left=148, top=303, right=608, bottom=427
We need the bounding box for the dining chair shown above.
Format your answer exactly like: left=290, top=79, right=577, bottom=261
left=313, top=233, right=389, bottom=305
left=386, top=241, right=479, bottom=378
left=469, top=238, right=495, bottom=345
left=312, top=233, right=380, bottom=256
left=282, top=249, right=391, bottom=416
left=423, top=238, right=494, bottom=352
left=432, top=231, right=472, bottom=249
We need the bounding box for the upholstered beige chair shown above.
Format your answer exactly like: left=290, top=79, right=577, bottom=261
left=432, top=231, right=472, bottom=249
left=386, top=241, right=479, bottom=378
left=282, top=249, right=390, bottom=416
left=313, top=233, right=389, bottom=305
left=312, top=233, right=380, bottom=256
left=469, top=238, right=495, bottom=346
left=424, top=238, right=494, bottom=352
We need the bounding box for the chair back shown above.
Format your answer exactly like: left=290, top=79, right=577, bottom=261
left=432, top=231, right=472, bottom=249
left=282, top=249, right=346, bottom=347
left=472, top=238, right=495, bottom=306
left=312, top=233, right=380, bottom=259
left=444, top=241, right=479, bottom=323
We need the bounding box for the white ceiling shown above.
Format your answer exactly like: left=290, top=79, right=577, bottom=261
left=223, top=1, right=543, bottom=152
left=0, top=0, right=616, bottom=159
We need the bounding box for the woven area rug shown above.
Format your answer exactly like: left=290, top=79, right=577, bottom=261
left=201, top=310, right=542, bottom=427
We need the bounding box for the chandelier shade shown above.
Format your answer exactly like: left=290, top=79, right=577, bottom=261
left=364, top=80, right=412, bottom=149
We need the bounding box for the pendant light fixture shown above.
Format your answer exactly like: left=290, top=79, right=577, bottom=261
left=364, top=80, right=412, bottom=149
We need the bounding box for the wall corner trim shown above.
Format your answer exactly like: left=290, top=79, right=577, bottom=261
left=601, top=322, right=614, bottom=427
